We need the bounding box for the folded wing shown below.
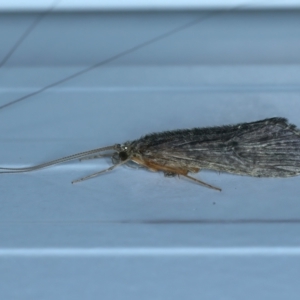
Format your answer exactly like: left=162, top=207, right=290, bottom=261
left=139, top=118, right=300, bottom=177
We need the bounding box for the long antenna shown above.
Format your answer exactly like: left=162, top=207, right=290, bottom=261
left=0, top=4, right=247, bottom=111
left=0, top=145, right=117, bottom=173
left=0, top=0, right=61, bottom=68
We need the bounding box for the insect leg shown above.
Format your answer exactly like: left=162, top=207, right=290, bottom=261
left=72, top=158, right=130, bottom=184
left=182, top=174, right=221, bottom=192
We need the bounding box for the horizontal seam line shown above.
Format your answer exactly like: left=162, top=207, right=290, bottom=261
left=1, top=247, right=300, bottom=257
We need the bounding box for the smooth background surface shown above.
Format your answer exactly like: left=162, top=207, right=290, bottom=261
left=0, top=10, right=300, bottom=300
left=1, top=0, right=300, bottom=11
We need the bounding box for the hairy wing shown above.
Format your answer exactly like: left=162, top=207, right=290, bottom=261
left=139, top=118, right=300, bottom=177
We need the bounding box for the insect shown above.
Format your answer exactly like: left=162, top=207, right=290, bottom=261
left=1, top=117, right=300, bottom=192
left=1, top=8, right=298, bottom=191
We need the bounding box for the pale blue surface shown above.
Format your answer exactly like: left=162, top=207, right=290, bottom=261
left=2, top=0, right=300, bottom=11
left=0, top=10, right=300, bottom=300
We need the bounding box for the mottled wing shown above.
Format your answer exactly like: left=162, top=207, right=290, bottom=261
left=138, top=118, right=300, bottom=177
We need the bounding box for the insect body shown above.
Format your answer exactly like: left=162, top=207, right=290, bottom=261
left=1, top=117, right=300, bottom=192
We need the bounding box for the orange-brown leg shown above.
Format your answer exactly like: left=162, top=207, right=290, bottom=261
left=132, top=157, right=221, bottom=191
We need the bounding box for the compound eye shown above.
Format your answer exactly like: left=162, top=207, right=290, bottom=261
left=119, top=151, right=128, bottom=161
